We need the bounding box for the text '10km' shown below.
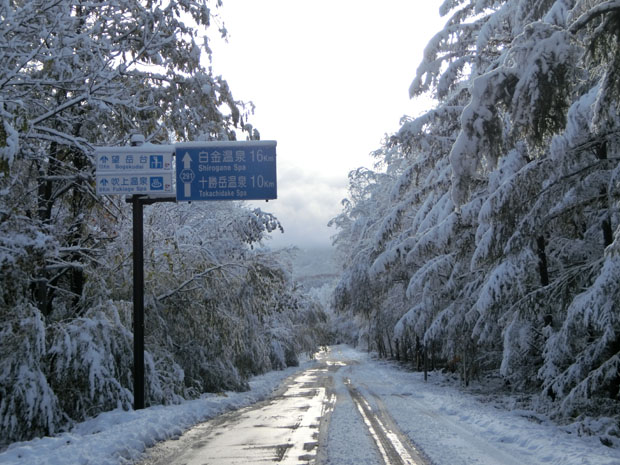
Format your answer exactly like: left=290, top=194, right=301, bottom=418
left=175, top=141, right=277, bottom=202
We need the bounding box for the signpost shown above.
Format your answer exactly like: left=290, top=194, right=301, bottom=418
left=175, top=140, right=277, bottom=201
left=95, top=139, right=175, bottom=410
left=95, top=137, right=277, bottom=411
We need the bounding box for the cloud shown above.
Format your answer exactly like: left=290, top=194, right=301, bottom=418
left=251, top=166, right=347, bottom=249
left=213, top=0, right=445, bottom=250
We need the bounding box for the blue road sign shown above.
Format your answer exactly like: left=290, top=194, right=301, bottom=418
left=95, top=144, right=175, bottom=196
left=175, top=141, right=277, bottom=201
left=95, top=147, right=173, bottom=172
left=96, top=172, right=173, bottom=195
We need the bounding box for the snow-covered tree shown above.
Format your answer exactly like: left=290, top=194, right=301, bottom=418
left=331, top=0, right=620, bottom=424
left=0, top=0, right=252, bottom=314
left=0, top=0, right=329, bottom=444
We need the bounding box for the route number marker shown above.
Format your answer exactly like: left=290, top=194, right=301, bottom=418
left=175, top=140, right=277, bottom=201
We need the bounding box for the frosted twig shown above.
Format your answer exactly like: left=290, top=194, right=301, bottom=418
left=156, top=263, right=247, bottom=302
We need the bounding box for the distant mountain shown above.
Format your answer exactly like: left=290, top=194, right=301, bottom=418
left=290, top=247, right=339, bottom=289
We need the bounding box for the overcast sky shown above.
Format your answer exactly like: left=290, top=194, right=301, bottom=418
left=210, top=1, right=444, bottom=249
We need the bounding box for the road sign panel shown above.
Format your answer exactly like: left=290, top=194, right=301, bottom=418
left=95, top=144, right=175, bottom=197
left=96, top=172, right=173, bottom=195
left=95, top=145, right=174, bottom=172
left=175, top=141, right=277, bottom=201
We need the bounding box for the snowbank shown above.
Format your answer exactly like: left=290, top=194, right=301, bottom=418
left=0, top=362, right=311, bottom=465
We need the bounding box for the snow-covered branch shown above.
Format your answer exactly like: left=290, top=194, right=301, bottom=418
left=569, top=0, right=620, bottom=33
left=156, top=263, right=248, bottom=302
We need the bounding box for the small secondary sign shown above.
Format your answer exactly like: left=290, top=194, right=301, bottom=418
left=175, top=141, right=277, bottom=201
left=95, top=144, right=174, bottom=196
left=96, top=173, right=173, bottom=195
left=96, top=152, right=173, bottom=172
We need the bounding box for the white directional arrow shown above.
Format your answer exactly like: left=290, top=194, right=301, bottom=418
left=179, top=152, right=195, bottom=198
left=183, top=152, right=192, bottom=169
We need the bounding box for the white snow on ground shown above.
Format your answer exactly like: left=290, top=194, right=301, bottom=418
left=0, top=363, right=310, bottom=465
left=1, top=346, right=619, bottom=465
left=326, top=345, right=620, bottom=465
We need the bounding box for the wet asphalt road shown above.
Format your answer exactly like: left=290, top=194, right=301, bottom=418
left=137, top=350, right=429, bottom=465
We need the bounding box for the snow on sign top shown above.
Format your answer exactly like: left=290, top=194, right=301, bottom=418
left=175, top=140, right=277, bottom=202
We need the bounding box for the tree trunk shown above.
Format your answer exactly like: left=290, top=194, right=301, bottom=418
left=386, top=329, right=394, bottom=359
left=602, top=218, right=613, bottom=247
left=596, top=141, right=613, bottom=248
left=34, top=144, right=60, bottom=315
left=536, top=235, right=549, bottom=286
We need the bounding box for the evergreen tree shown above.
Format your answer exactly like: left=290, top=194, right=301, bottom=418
left=331, top=0, right=620, bottom=421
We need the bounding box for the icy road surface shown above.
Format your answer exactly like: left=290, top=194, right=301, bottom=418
left=138, top=349, right=427, bottom=465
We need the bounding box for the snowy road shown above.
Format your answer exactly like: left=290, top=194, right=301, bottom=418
left=342, top=377, right=429, bottom=465
left=136, top=346, right=620, bottom=465
left=323, top=347, right=619, bottom=465
left=2, top=346, right=618, bottom=465
left=138, top=350, right=428, bottom=464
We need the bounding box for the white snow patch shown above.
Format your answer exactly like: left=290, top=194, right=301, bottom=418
left=0, top=362, right=314, bottom=465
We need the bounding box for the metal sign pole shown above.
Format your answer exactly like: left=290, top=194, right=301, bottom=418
left=131, top=195, right=145, bottom=410
left=97, top=135, right=276, bottom=410
left=128, top=193, right=176, bottom=410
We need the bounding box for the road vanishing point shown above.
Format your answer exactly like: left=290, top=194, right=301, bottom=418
left=138, top=347, right=429, bottom=465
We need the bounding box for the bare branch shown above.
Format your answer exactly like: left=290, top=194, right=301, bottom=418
left=156, top=263, right=247, bottom=302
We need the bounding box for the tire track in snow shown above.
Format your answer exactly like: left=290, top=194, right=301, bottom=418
left=357, top=367, right=531, bottom=465
left=344, top=378, right=431, bottom=465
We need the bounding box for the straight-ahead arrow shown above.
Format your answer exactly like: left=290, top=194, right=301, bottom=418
left=183, top=152, right=192, bottom=169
